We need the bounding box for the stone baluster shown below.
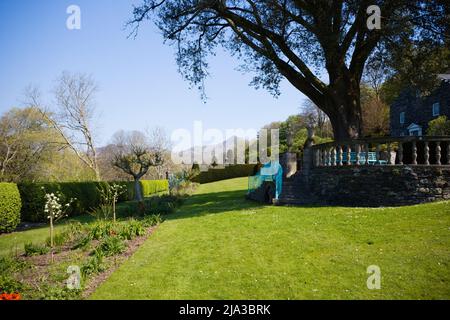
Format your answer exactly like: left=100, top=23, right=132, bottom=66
left=436, top=142, right=441, bottom=165
left=365, top=144, right=369, bottom=165
left=338, top=146, right=343, bottom=166
left=331, top=147, right=336, bottom=166
left=412, top=141, right=417, bottom=165
left=387, top=143, right=392, bottom=165
left=398, top=142, right=403, bottom=165
left=447, top=143, right=450, bottom=165
left=424, top=142, right=430, bottom=165
left=325, top=148, right=330, bottom=166
left=355, top=144, right=361, bottom=166
left=322, top=148, right=326, bottom=166
left=376, top=144, right=381, bottom=164
left=347, top=145, right=352, bottom=166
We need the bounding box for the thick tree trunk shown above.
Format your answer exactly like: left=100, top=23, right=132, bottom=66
left=325, top=76, right=363, bottom=141
left=134, top=179, right=143, bottom=201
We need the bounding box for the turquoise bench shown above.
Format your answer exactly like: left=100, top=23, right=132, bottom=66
left=328, top=152, right=388, bottom=165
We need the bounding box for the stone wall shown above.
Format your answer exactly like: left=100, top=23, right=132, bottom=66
left=308, top=165, right=450, bottom=206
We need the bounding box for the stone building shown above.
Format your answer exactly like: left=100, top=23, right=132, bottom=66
left=390, top=74, right=450, bottom=137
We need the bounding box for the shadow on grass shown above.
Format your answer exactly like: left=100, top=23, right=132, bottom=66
left=166, top=189, right=266, bottom=221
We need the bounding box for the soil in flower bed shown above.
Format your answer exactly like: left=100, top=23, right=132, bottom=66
left=2, top=224, right=159, bottom=300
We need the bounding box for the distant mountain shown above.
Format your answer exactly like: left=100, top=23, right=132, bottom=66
left=176, top=136, right=250, bottom=170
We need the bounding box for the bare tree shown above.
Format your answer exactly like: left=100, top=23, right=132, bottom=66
left=26, top=72, right=101, bottom=180
left=111, top=130, right=164, bottom=201
left=301, top=99, right=332, bottom=138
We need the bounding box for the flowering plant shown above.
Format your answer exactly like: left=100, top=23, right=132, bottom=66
left=42, top=188, right=75, bottom=252
left=0, top=293, right=21, bottom=300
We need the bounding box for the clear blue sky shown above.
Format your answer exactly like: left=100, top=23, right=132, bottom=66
left=0, top=0, right=307, bottom=148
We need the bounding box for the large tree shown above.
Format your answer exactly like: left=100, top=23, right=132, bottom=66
left=111, top=130, right=164, bottom=201
left=26, top=72, right=101, bottom=180
left=129, top=0, right=448, bottom=140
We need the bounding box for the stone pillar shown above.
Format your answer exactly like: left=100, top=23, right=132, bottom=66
left=302, top=126, right=315, bottom=180
left=280, top=152, right=297, bottom=178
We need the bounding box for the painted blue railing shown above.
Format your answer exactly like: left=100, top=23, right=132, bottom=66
left=248, top=161, right=283, bottom=199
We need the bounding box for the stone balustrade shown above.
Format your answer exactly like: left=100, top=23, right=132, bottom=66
left=311, top=136, right=450, bottom=167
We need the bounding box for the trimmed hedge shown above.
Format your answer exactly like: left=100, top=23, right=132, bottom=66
left=18, top=182, right=109, bottom=223
left=191, top=164, right=259, bottom=184
left=17, top=180, right=170, bottom=223
left=0, top=183, right=22, bottom=233
left=140, top=180, right=169, bottom=197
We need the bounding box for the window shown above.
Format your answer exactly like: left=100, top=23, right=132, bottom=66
left=399, top=112, right=405, bottom=124
left=432, top=102, right=440, bottom=117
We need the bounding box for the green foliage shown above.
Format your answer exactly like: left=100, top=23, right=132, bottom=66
left=142, top=214, right=163, bottom=228
left=427, top=116, right=450, bottom=136
left=191, top=164, right=258, bottom=184
left=72, top=234, right=92, bottom=251
left=140, top=180, right=169, bottom=197
left=90, top=204, right=114, bottom=220
left=24, top=242, right=50, bottom=256
left=17, top=181, right=109, bottom=222
left=0, top=274, right=25, bottom=294
left=119, top=219, right=146, bottom=240
left=89, top=220, right=118, bottom=240
left=0, top=183, right=21, bottom=233
left=95, top=236, right=126, bottom=257
left=45, top=232, right=67, bottom=248
left=32, top=284, right=81, bottom=300
left=81, top=250, right=105, bottom=278
left=0, top=256, right=27, bottom=293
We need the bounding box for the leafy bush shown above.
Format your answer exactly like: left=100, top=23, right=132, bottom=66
left=95, top=236, right=126, bottom=257
left=17, top=181, right=109, bottom=222
left=191, top=164, right=258, bottom=184
left=427, top=116, right=450, bottom=136
left=0, top=183, right=21, bottom=233
left=24, top=242, right=50, bottom=256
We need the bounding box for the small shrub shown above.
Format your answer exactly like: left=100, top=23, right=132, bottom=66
left=89, top=221, right=118, bottom=240
left=119, top=219, right=145, bottom=240
left=0, top=256, right=28, bottom=274
left=45, top=232, right=68, bottom=248
left=81, top=250, right=105, bottom=278
left=142, top=214, right=163, bottom=227
left=427, top=116, right=450, bottom=136
left=89, top=204, right=113, bottom=220
left=24, top=243, right=50, bottom=256
left=95, top=236, right=126, bottom=257
left=72, top=234, right=92, bottom=251
left=0, top=275, right=24, bottom=294
left=0, top=183, right=21, bottom=233
left=64, top=221, right=86, bottom=242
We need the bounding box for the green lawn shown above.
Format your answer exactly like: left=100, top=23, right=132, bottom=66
left=90, top=177, right=450, bottom=299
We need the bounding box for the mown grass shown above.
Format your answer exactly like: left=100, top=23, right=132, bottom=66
left=90, top=177, right=450, bottom=300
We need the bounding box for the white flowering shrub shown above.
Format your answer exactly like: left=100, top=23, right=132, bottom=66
left=43, top=188, right=75, bottom=250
